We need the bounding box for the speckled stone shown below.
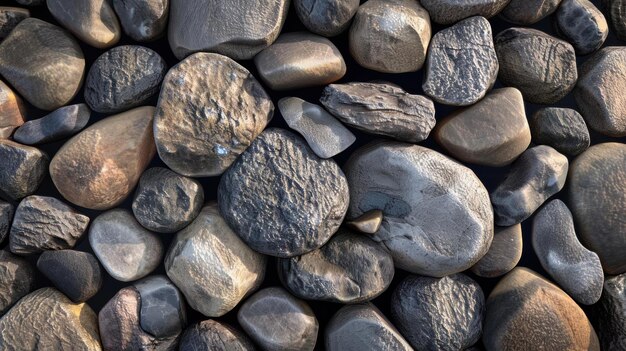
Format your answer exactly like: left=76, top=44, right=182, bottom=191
left=604, top=0, right=626, bottom=41
left=112, top=0, right=169, bottom=42
left=13, top=104, right=90, bottom=145
left=500, top=0, right=563, bottom=24
left=134, top=275, right=186, bottom=338
left=0, top=250, right=34, bottom=316
left=421, top=0, right=510, bottom=24
left=0, top=7, right=29, bottom=40
left=0, top=79, right=25, bottom=139
left=530, top=107, right=590, bottom=156
left=0, top=201, right=12, bottom=243
left=471, top=224, right=523, bottom=278
left=0, top=140, right=48, bottom=201
left=346, top=209, right=383, bottom=234
left=179, top=320, right=255, bottom=351
left=47, top=0, right=121, bottom=48
left=37, top=250, right=102, bottom=303
left=555, top=0, right=608, bottom=55
left=294, top=0, right=359, bottom=36
left=591, top=273, right=626, bottom=350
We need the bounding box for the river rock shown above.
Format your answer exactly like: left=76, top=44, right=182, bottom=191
left=50, top=106, right=155, bottom=210
left=421, top=0, right=510, bottom=24
left=0, top=79, right=25, bottom=139
left=0, top=201, right=12, bottom=243
left=112, top=0, right=169, bottom=42
left=555, top=0, right=608, bottom=55
left=346, top=209, right=383, bottom=234
left=47, top=0, right=120, bottom=48
left=471, top=224, right=523, bottom=278
left=179, top=320, right=255, bottom=351
left=13, top=103, right=90, bottom=145
left=294, top=0, right=359, bottom=36
left=500, top=0, right=563, bottom=24
left=0, top=7, right=29, bottom=40
left=530, top=107, right=590, bottom=156
left=0, top=140, right=47, bottom=201
left=0, top=250, right=34, bottom=315
left=37, top=250, right=102, bottom=303
left=592, top=273, right=626, bottom=350
left=604, top=0, right=626, bottom=40
left=134, top=275, right=186, bottom=338
left=154, top=53, right=272, bottom=177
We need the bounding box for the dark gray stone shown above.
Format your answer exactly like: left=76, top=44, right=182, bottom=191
left=134, top=275, right=186, bottom=338
left=604, top=0, right=626, bottom=41
left=0, top=250, right=34, bottom=316
left=500, top=0, right=562, bottom=24
left=0, top=200, right=13, bottom=243
left=556, top=0, right=608, bottom=55
left=36, top=250, right=102, bottom=303
left=420, top=0, right=510, bottom=24
left=294, top=0, right=359, bottom=36
left=470, top=224, right=523, bottom=278
left=179, top=320, right=255, bottom=351
left=0, top=7, right=29, bottom=40
left=530, top=107, right=590, bottom=156
left=0, top=140, right=48, bottom=201
left=13, top=103, right=90, bottom=145
left=113, top=0, right=169, bottom=42
left=592, top=273, right=626, bottom=350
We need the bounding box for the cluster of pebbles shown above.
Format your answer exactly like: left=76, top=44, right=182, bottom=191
left=0, top=0, right=625, bottom=350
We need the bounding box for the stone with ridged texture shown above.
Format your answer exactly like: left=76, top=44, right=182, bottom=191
left=294, top=0, right=359, bottom=37
left=112, top=0, right=169, bottom=42
left=500, top=0, right=562, bottom=24
left=555, top=0, right=608, bottom=55
left=0, top=140, right=48, bottom=201
left=47, top=0, right=121, bottom=48
left=13, top=103, right=90, bottom=145
left=420, top=0, right=510, bottom=24
left=179, top=320, right=256, bottom=351
left=0, top=7, right=29, bottom=42
left=0, top=79, right=26, bottom=139
left=470, top=224, right=522, bottom=278
left=591, top=273, right=626, bottom=350
left=0, top=250, right=34, bottom=316
left=530, top=107, right=590, bottom=156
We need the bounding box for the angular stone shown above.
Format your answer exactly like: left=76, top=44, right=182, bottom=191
left=37, top=250, right=102, bottom=303
left=344, top=142, right=493, bottom=277
left=556, top=0, right=608, bottom=55
left=592, top=274, right=626, bottom=350
left=219, top=128, right=349, bottom=258
left=0, top=201, right=12, bottom=243
left=47, top=0, right=121, bottom=48
left=238, top=287, right=319, bottom=351
left=484, top=267, right=600, bottom=351
left=278, top=97, right=355, bottom=158
left=165, top=204, right=266, bottom=317
left=179, top=320, right=255, bottom=351
left=320, top=82, right=436, bottom=143
left=50, top=106, right=156, bottom=210
left=134, top=275, right=186, bottom=338
left=391, top=274, right=485, bottom=350
left=421, top=0, right=510, bottom=24
left=294, top=0, right=359, bottom=36
left=154, top=53, right=272, bottom=177
left=530, top=107, right=590, bottom=156
left=112, top=0, right=169, bottom=42
left=132, top=167, right=204, bottom=233
left=435, top=87, right=531, bottom=166
left=0, top=79, right=25, bottom=139
left=0, top=140, right=48, bottom=201
left=350, top=0, right=431, bottom=73
left=13, top=103, right=90, bottom=145
left=500, top=0, right=563, bottom=24
left=0, top=250, right=34, bottom=315
left=168, top=0, right=289, bottom=60
left=470, top=224, right=523, bottom=278
left=89, top=209, right=163, bottom=282
left=569, top=143, right=626, bottom=274
left=495, top=28, right=577, bottom=104
left=0, top=18, right=84, bottom=111
left=346, top=209, right=383, bottom=234
left=0, top=7, right=29, bottom=41
left=604, top=0, right=626, bottom=41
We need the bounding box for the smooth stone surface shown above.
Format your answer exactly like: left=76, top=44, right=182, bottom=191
left=495, top=28, right=577, bottom=104
left=294, top=0, right=359, bottom=36
left=320, top=82, right=436, bottom=143
left=470, top=224, right=523, bottom=278
left=349, top=0, right=431, bottom=73
left=238, top=287, right=319, bottom=351
left=592, top=274, right=626, bottom=350
left=179, top=320, right=255, bottom=351
left=37, top=250, right=102, bottom=303
left=134, top=275, right=186, bottom=338
left=85, top=45, right=167, bottom=114
left=423, top=16, right=498, bottom=106
left=344, top=142, right=493, bottom=277
left=421, top=0, right=510, bottom=24
left=391, top=274, right=485, bottom=350
left=569, top=143, right=626, bottom=274
left=278, top=97, right=355, bottom=158
left=50, top=106, right=156, bottom=210
left=0, top=140, right=48, bottom=201
left=435, top=87, right=531, bottom=166
left=604, top=0, right=626, bottom=40
left=483, top=267, right=600, bottom=351
left=47, top=0, right=121, bottom=48
left=490, top=145, right=568, bottom=226
left=165, top=204, right=266, bottom=317
left=113, top=0, right=169, bottom=42
left=0, top=250, right=34, bottom=315
left=13, top=103, right=90, bottom=145
left=0, top=79, right=25, bottom=139
left=154, top=53, right=272, bottom=177
left=0, top=201, right=12, bottom=243
left=219, top=128, right=349, bottom=258
left=530, top=107, right=590, bottom=156
left=168, top=0, right=289, bottom=60
left=0, top=7, right=29, bottom=40
left=132, top=167, right=204, bottom=233
left=346, top=209, right=383, bottom=234
left=255, top=32, right=346, bottom=90
left=89, top=209, right=163, bottom=282
left=556, top=0, right=608, bottom=55
left=500, top=0, right=562, bottom=24
left=0, top=18, right=84, bottom=111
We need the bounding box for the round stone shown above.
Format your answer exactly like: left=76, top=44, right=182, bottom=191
left=112, top=0, right=169, bottom=42
left=0, top=79, right=26, bottom=139
left=0, top=7, right=29, bottom=43
left=530, top=107, right=590, bottom=156
left=0, top=250, right=34, bottom=316
left=133, top=275, right=187, bottom=338
left=500, top=0, right=562, bottom=24
left=591, top=273, right=626, bottom=350
left=179, top=320, right=256, bottom=351
left=420, top=0, right=510, bottom=24
left=13, top=103, right=91, bottom=145
left=0, top=140, right=48, bottom=201
left=36, top=250, right=102, bottom=303
left=294, top=0, right=359, bottom=36
left=470, top=224, right=523, bottom=278
left=47, top=0, right=121, bottom=48
left=555, top=0, right=608, bottom=55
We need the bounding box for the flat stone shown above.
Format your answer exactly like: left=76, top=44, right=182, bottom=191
left=50, top=106, right=156, bottom=210
left=0, top=140, right=48, bottom=201
left=591, top=273, right=626, bottom=350
left=344, top=141, right=493, bottom=277
left=421, top=0, right=510, bottom=24
left=0, top=18, right=84, bottom=111
left=490, top=145, right=568, bottom=226
left=0, top=79, right=25, bottom=139
left=391, top=274, right=485, bottom=350
left=556, top=0, right=608, bottom=55
left=238, top=287, right=319, bottom=351
left=47, top=0, right=120, bottom=48
left=112, top=0, right=168, bottom=42
left=500, top=0, right=563, bottom=24
left=85, top=45, right=167, bottom=114
left=132, top=167, right=204, bottom=233
left=320, top=82, right=436, bottom=143
left=154, top=53, right=272, bottom=177
left=346, top=209, right=383, bottom=234
left=13, top=103, right=90, bottom=145
left=278, top=97, right=355, bottom=158
left=0, top=7, right=29, bottom=40
left=423, top=16, right=498, bottom=106
left=179, top=320, right=255, bottom=351
left=294, top=0, right=359, bottom=36
left=218, top=128, right=349, bottom=258
left=0, top=250, right=34, bottom=315
left=530, top=107, right=590, bottom=156
left=495, top=28, right=577, bottom=104
left=168, top=0, right=289, bottom=60
left=484, top=267, right=600, bottom=350
left=37, top=250, right=102, bottom=303
left=134, top=275, right=186, bottom=338
left=604, top=0, right=626, bottom=41
left=569, top=143, right=626, bottom=274
left=9, top=195, right=89, bottom=255
left=255, top=32, right=346, bottom=90
left=0, top=288, right=101, bottom=350
left=470, top=224, right=523, bottom=278
left=89, top=209, right=163, bottom=282
left=165, top=204, right=266, bottom=317
left=0, top=200, right=12, bottom=243
left=435, top=87, right=531, bottom=166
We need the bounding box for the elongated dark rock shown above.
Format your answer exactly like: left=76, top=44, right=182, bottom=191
left=294, top=0, right=359, bottom=36
left=0, top=7, right=29, bottom=40
left=13, top=104, right=90, bottom=145
left=591, top=273, right=626, bottom=350
left=555, top=0, right=608, bottom=55
left=0, top=140, right=48, bottom=201
left=47, top=0, right=121, bottom=48
left=112, top=0, right=169, bottom=42
left=179, top=320, right=255, bottom=351
left=37, top=250, right=102, bottom=303
left=421, top=0, right=510, bottom=24
left=530, top=107, right=590, bottom=156
left=0, top=250, right=34, bottom=316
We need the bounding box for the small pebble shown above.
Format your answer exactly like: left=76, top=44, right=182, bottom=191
left=346, top=209, right=383, bottom=234
left=470, top=224, right=523, bottom=278
left=0, top=200, right=12, bottom=243
left=500, top=0, right=563, bottom=24
left=0, top=79, right=25, bottom=139
left=530, top=107, right=590, bottom=156
left=555, top=0, right=608, bottom=55
left=591, top=273, right=626, bottom=350
left=421, top=0, right=510, bottom=24
left=179, top=320, right=255, bottom=351
left=47, top=0, right=121, bottom=48
left=0, top=7, right=29, bottom=40
left=112, top=0, right=169, bottom=42
left=0, top=140, right=48, bottom=201
left=604, top=0, right=626, bottom=41
left=294, top=0, right=359, bottom=37
left=0, top=250, right=34, bottom=315
left=134, top=275, right=187, bottom=338
left=13, top=103, right=90, bottom=145
left=36, top=250, right=102, bottom=303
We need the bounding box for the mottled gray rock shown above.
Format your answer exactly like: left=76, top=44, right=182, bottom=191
left=530, top=107, right=590, bottom=156
left=0, top=7, right=29, bottom=40
left=219, top=128, right=349, bottom=258
left=592, top=274, right=626, bottom=350
left=423, top=16, right=498, bottom=106
left=604, top=0, right=626, bottom=41
left=113, top=0, right=169, bottom=42
left=0, top=201, right=13, bottom=243
left=13, top=103, right=90, bottom=145
left=344, top=142, right=493, bottom=277
left=471, top=224, right=522, bottom=278
left=0, top=79, right=25, bottom=139
left=180, top=320, right=255, bottom=351
left=346, top=209, right=383, bottom=234
left=47, top=0, right=121, bottom=48
left=294, top=0, right=359, bottom=36
left=556, top=0, right=608, bottom=55
left=500, top=0, right=562, bottom=24
left=134, top=275, right=186, bottom=338
left=37, top=250, right=102, bottom=303
left=0, top=250, right=34, bottom=316
left=238, top=287, right=319, bottom=351
left=0, top=140, right=47, bottom=201
left=154, top=53, right=272, bottom=177
left=421, top=0, right=510, bottom=24
left=320, top=82, right=436, bottom=143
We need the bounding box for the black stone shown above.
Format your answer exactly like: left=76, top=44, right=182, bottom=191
left=36, top=250, right=102, bottom=303
left=0, top=7, right=29, bottom=40
left=13, top=103, right=90, bottom=145
left=294, top=0, right=359, bottom=37
left=134, top=275, right=187, bottom=338
left=592, top=273, right=626, bottom=350
left=179, top=320, right=255, bottom=351
left=530, top=107, right=590, bottom=156
left=555, top=0, right=608, bottom=55
left=0, top=200, right=13, bottom=244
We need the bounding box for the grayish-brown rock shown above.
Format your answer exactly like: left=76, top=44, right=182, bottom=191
left=604, top=0, right=626, bottom=41
left=113, top=0, right=169, bottom=42
left=13, top=103, right=90, bottom=145
left=37, top=250, right=102, bottom=303
left=471, top=224, right=522, bottom=278
left=591, top=273, right=626, bottom=350
left=134, top=275, right=186, bottom=338
left=0, top=140, right=48, bottom=201
left=0, top=79, right=25, bottom=139
left=0, top=201, right=12, bottom=243
left=0, top=250, right=34, bottom=316
left=0, top=7, right=29, bottom=40
left=47, top=0, right=121, bottom=48
left=179, top=320, right=255, bottom=351
left=556, top=0, right=608, bottom=55
left=421, top=0, right=510, bottom=24
left=500, top=0, right=562, bottom=24
left=294, top=0, right=359, bottom=36
left=530, top=107, right=590, bottom=156
left=346, top=209, right=383, bottom=234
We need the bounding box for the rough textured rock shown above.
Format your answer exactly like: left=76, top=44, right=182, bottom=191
left=89, top=209, right=163, bottom=282
left=37, top=250, right=102, bottom=303
left=471, top=224, right=523, bottom=278
left=50, top=106, right=156, bottom=210
left=569, top=143, right=626, bottom=274
left=112, top=0, right=169, bottom=42
left=490, top=145, right=568, bottom=226
left=218, top=128, right=349, bottom=258
left=592, top=273, right=626, bottom=350
left=435, top=87, right=531, bottom=166
left=47, top=0, right=121, bottom=48
left=85, top=45, right=167, bottom=114
left=0, top=18, right=84, bottom=111
left=495, top=28, right=577, bottom=104
left=344, top=141, right=493, bottom=277
left=168, top=0, right=289, bottom=60
left=0, top=250, right=34, bottom=315
left=9, top=195, right=89, bottom=255
left=391, top=274, right=485, bottom=350
left=255, top=32, right=346, bottom=90
left=132, top=167, right=204, bottom=233
left=0, top=201, right=12, bottom=243
left=134, top=275, right=186, bottom=338
left=238, top=287, right=319, bottom=351
left=0, top=140, right=48, bottom=201
left=483, top=267, right=600, bottom=351
left=165, top=204, right=266, bottom=317
left=13, top=103, right=90, bottom=145
left=0, top=79, right=25, bottom=139
left=604, top=0, right=626, bottom=41
left=500, top=0, right=563, bottom=24
left=294, top=0, right=359, bottom=36
left=0, top=7, right=29, bottom=40
left=530, top=107, right=590, bottom=156
left=346, top=209, right=383, bottom=234
left=423, top=16, right=498, bottom=106
left=556, top=0, right=608, bottom=55
left=320, top=82, right=436, bottom=143
left=154, top=53, right=272, bottom=177
left=179, top=320, right=255, bottom=351
left=421, top=0, right=510, bottom=24
left=349, top=0, right=431, bottom=73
